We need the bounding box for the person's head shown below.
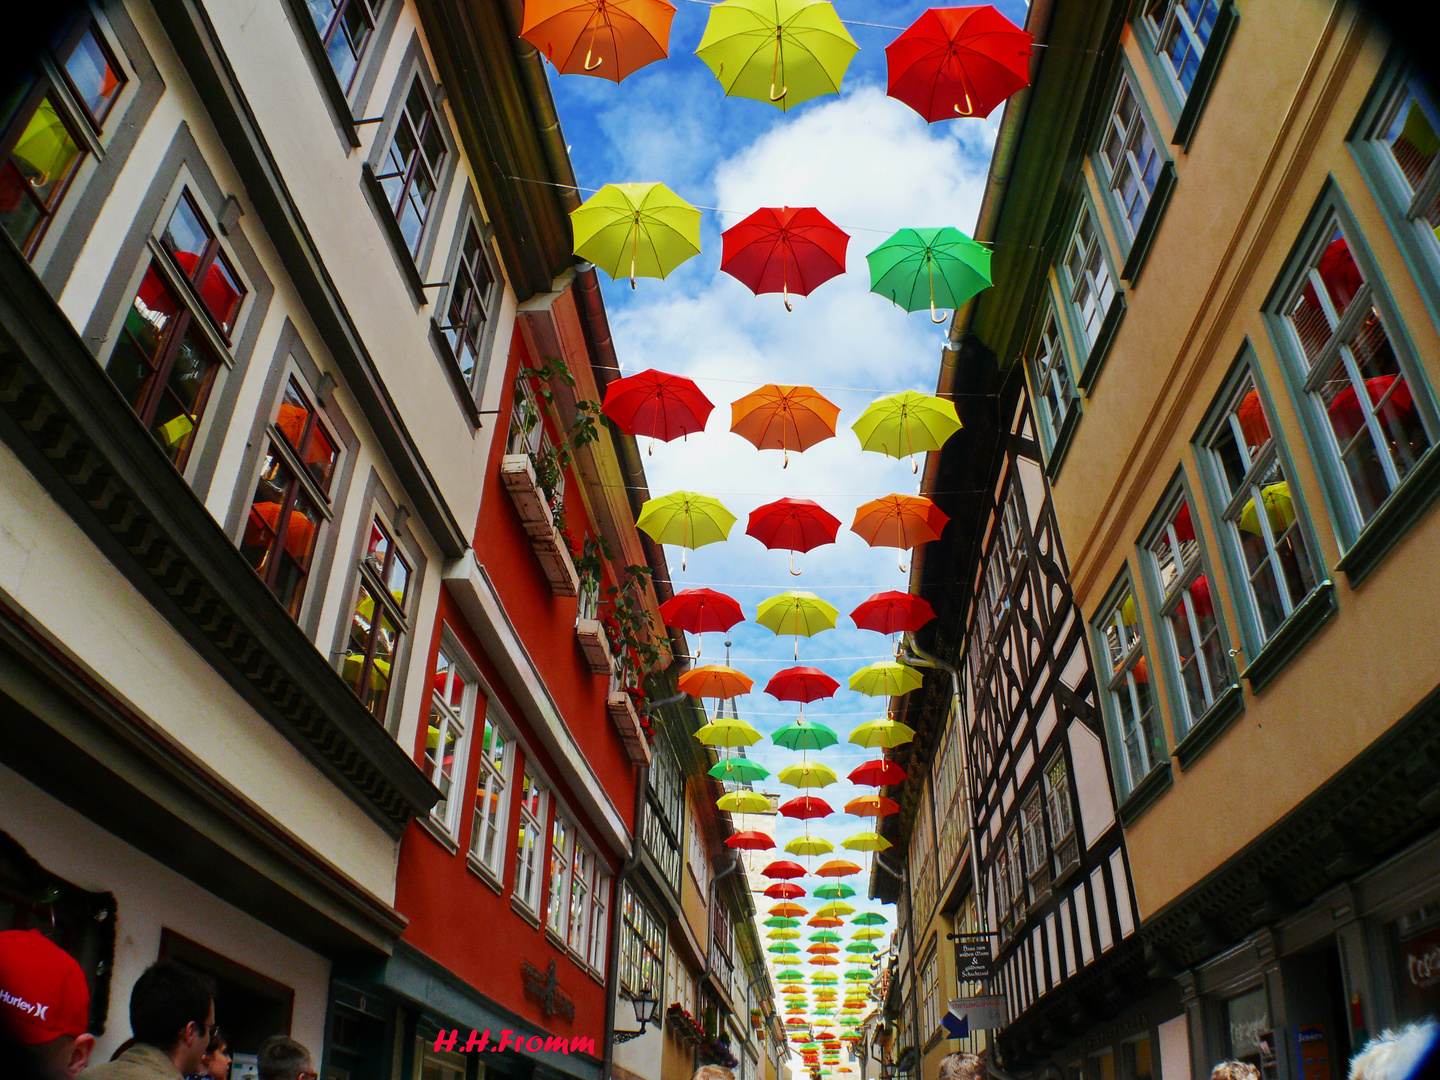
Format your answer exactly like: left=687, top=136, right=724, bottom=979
left=0, top=929, right=95, bottom=1080
left=129, top=961, right=216, bottom=1074
left=938, top=1053, right=985, bottom=1080
left=692, top=1067, right=735, bottom=1080
left=202, top=1027, right=232, bottom=1080
left=1210, top=1063, right=1260, bottom=1080
left=1349, top=1022, right=1440, bottom=1080
left=257, top=1035, right=313, bottom=1080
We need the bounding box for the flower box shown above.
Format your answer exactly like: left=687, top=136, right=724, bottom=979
left=608, top=691, right=652, bottom=766
left=575, top=617, right=612, bottom=674
left=530, top=519, right=580, bottom=597
left=500, top=454, right=578, bottom=596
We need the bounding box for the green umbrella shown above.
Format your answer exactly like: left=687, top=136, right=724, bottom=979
left=776, top=969, right=805, bottom=981
left=772, top=718, right=839, bottom=751
left=866, top=227, right=992, bottom=322
left=709, top=757, right=771, bottom=783
left=814, top=883, right=855, bottom=900
left=809, top=930, right=842, bottom=942
left=766, top=916, right=801, bottom=928
left=695, top=0, right=858, bottom=112
left=637, top=491, right=737, bottom=569
left=844, top=970, right=873, bottom=981
left=770, top=942, right=801, bottom=954
left=852, top=912, right=888, bottom=926
left=844, top=941, right=877, bottom=954
left=571, top=182, right=702, bottom=286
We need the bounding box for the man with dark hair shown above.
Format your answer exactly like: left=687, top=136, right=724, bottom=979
left=0, top=929, right=96, bottom=1080
left=937, top=1052, right=986, bottom=1080
left=256, top=1036, right=313, bottom=1080
left=83, top=961, right=215, bottom=1080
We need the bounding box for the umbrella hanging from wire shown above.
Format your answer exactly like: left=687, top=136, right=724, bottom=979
left=848, top=661, right=924, bottom=698
left=850, top=589, right=937, bottom=637
left=866, top=227, right=992, bottom=322
left=849, top=759, right=908, bottom=786
left=601, top=368, right=715, bottom=452
left=756, top=590, right=840, bottom=658
left=731, top=383, right=842, bottom=467
left=851, top=494, right=950, bottom=571
left=721, top=206, right=850, bottom=309
left=848, top=718, right=917, bottom=749
left=851, top=390, right=962, bottom=473
left=885, top=5, right=1033, bottom=121
left=522, top=0, right=677, bottom=82
left=571, top=182, right=702, bottom=287
left=695, top=0, right=858, bottom=111
left=708, top=756, right=770, bottom=783
left=637, top=490, right=736, bottom=570
left=747, top=498, right=841, bottom=575
left=660, top=587, right=745, bottom=659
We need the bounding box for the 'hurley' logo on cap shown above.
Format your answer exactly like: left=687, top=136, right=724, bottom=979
left=1, top=988, right=51, bottom=1019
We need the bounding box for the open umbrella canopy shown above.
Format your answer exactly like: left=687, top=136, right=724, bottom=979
left=660, top=587, right=745, bottom=634
left=747, top=499, right=842, bottom=573
left=571, top=182, right=702, bottom=285
left=772, top=718, right=840, bottom=751
left=866, top=227, right=992, bottom=320
left=850, top=589, right=937, bottom=635
left=721, top=207, right=850, bottom=307
left=851, top=390, right=962, bottom=466
left=756, top=591, right=840, bottom=641
left=709, top=757, right=771, bottom=783
left=770, top=901, right=809, bottom=917
left=807, top=942, right=840, bottom=954
left=766, top=666, right=841, bottom=703
left=778, top=761, right=840, bottom=788
left=769, top=928, right=801, bottom=939
left=816, top=858, right=863, bottom=877
left=601, top=368, right=714, bottom=443
left=812, top=973, right=839, bottom=984
left=775, top=969, right=805, bottom=981
left=780, top=795, right=834, bottom=820
left=763, top=859, right=808, bottom=879
left=885, top=5, right=1033, bottom=121
left=853, top=912, right=888, bottom=926
left=844, top=969, right=874, bottom=981
left=695, top=0, right=858, bottom=112
left=769, top=942, right=802, bottom=954
left=637, top=491, right=736, bottom=566
left=814, top=882, right=856, bottom=899
left=718, top=790, right=773, bottom=814
left=765, top=882, right=806, bottom=899
left=817, top=901, right=856, bottom=917
left=848, top=661, right=925, bottom=698
left=808, top=915, right=843, bottom=927
left=849, top=759, right=909, bottom=786
left=1238, top=481, right=1296, bottom=536
left=728, top=830, right=776, bottom=850
left=766, top=916, right=802, bottom=928
left=845, top=942, right=878, bottom=954
left=693, top=716, right=762, bottom=745
left=851, top=928, right=884, bottom=940
left=731, top=384, right=842, bottom=464
left=522, top=0, right=677, bottom=82
left=809, top=930, right=843, bottom=942
left=848, top=718, right=918, bottom=749
left=681, top=664, right=755, bottom=701
left=809, top=955, right=840, bottom=966
left=844, top=794, right=900, bottom=818
left=842, top=831, right=892, bottom=853
left=786, top=835, right=835, bottom=856
left=851, top=495, right=950, bottom=557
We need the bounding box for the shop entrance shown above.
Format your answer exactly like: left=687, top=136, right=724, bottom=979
left=1279, top=944, right=1352, bottom=1080
left=161, top=929, right=295, bottom=1063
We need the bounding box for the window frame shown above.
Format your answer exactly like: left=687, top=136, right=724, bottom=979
left=422, top=626, right=478, bottom=841
left=1131, top=0, right=1239, bottom=150
left=1057, top=195, right=1127, bottom=393
left=280, top=0, right=400, bottom=152
left=433, top=205, right=503, bottom=406
left=1042, top=751, right=1079, bottom=878
left=1261, top=185, right=1440, bottom=581
left=1026, top=305, right=1081, bottom=470
left=547, top=810, right=574, bottom=940
left=1095, top=67, right=1167, bottom=244
left=468, top=701, right=515, bottom=882
left=339, top=506, right=415, bottom=723
left=513, top=769, right=550, bottom=916
left=619, top=883, right=664, bottom=998
left=1136, top=477, right=1238, bottom=745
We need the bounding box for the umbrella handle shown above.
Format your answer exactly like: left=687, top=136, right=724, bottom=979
left=898, top=550, right=908, bottom=574
left=584, top=45, right=603, bottom=70
left=912, top=456, right=919, bottom=475
left=790, top=550, right=802, bottom=576
left=770, top=82, right=788, bottom=101
left=953, top=89, right=975, bottom=117
left=928, top=260, right=947, bottom=322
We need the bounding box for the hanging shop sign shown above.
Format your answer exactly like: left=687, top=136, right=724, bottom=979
left=951, top=934, right=992, bottom=981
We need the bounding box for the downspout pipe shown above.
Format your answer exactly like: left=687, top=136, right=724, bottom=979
left=603, top=762, right=648, bottom=1080
left=900, top=636, right=986, bottom=934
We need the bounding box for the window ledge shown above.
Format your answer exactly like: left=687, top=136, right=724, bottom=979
left=1077, top=294, right=1128, bottom=394
left=1334, top=446, right=1440, bottom=588
left=359, top=162, right=428, bottom=308
left=1173, top=682, right=1245, bottom=770
left=1172, top=0, right=1240, bottom=152
left=1044, top=404, right=1082, bottom=482
left=465, top=852, right=505, bottom=896
left=417, top=813, right=460, bottom=854
left=1051, top=856, right=1082, bottom=892
left=1120, top=161, right=1177, bottom=288
left=1117, top=762, right=1173, bottom=826
left=1240, top=580, right=1338, bottom=693
left=511, top=896, right=542, bottom=928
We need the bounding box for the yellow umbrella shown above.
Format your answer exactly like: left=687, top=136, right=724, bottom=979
left=848, top=661, right=924, bottom=698
left=694, top=717, right=763, bottom=746
left=756, top=590, right=840, bottom=659
left=637, top=491, right=736, bottom=569
left=768, top=928, right=802, bottom=939
left=786, top=835, right=835, bottom=857
left=570, top=182, right=702, bottom=286
left=847, top=718, right=917, bottom=749
left=777, top=762, right=839, bottom=788
left=851, top=928, right=884, bottom=941
left=841, top=832, right=892, bottom=852
left=695, top=0, right=858, bottom=112
left=719, top=790, right=773, bottom=814
left=851, top=390, right=962, bottom=472
left=816, top=901, right=856, bottom=917
left=1238, top=482, right=1296, bottom=536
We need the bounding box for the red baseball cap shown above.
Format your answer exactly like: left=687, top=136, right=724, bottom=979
left=0, top=930, right=90, bottom=1045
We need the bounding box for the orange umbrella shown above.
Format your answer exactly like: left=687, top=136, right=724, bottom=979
left=845, top=794, right=900, bottom=818
left=731, top=385, right=841, bottom=467
left=770, top=902, right=809, bottom=918
left=851, top=494, right=950, bottom=571
left=809, top=955, right=840, bottom=966
left=816, top=859, right=862, bottom=878
left=678, top=664, right=754, bottom=699
left=808, top=943, right=840, bottom=954
left=809, top=915, right=843, bottom=928
left=521, top=0, right=676, bottom=82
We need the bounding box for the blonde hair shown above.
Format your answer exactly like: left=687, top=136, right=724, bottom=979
left=1210, top=1063, right=1260, bottom=1080
left=693, top=1067, right=735, bottom=1080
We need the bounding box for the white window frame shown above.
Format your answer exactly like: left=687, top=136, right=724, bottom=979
left=1030, top=309, right=1075, bottom=451
left=1063, top=208, right=1117, bottom=348
left=687, top=798, right=712, bottom=902
left=1019, top=788, right=1049, bottom=902
left=424, top=628, right=477, bottom=839
left=1373, top=73, right=1440, bottom=232
left=468, top=704, right=514, bottom=879
left=1142, top=0, right=1220, bottom=97
left=513, top=771, right=549, bottom=914
left=1042, top=752, right=1078, bottom=876
left=588, top=868, right=611, bottom=974
left=1098, top=73, right=1164, bottom=239
left=1094, top=582, right=1164, bottom=798
left=547, top=811, right=573, bottom=939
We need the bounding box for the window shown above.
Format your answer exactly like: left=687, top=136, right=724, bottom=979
left=376, top=77, right=445, bottom=257
left=1095, top=582, right=1164, bottom=797
left=567, top=841, right=593, bottom=955
left=1043, top=753, right=1078, bottom=875
left=423, top=635, right=476, bottom=837
left=508, top=375, right=546, bottom=459
left=1019, top=789, right=1050, bottom=902
left=341, top=516, right=411, bottom=717
left=240, top=377, right=338, bottom=616
left=1098, top=75, right=1163, bottom=238
left=158, top=191, right=246, bottom=336
left=1142, top=0, right=1219, bottom=96
left=1030, top=310, right=1075, bottom=450
left=589, top=869, right=611, bottom=972
left=1064, top=209, right=1117, bottom=348
left=1373, top=74, right=1440, bottom=238
left=469, top=708, right=513, bottom=877
left=1279, top=221, right=1432, bottom=529
left=918, top=951, right=939, bottom=1037
left=1203, top=375, right=1319, bottom=641
left=1144, top=492, right=1232, bottom=734
left=514, top=770, right=548, bottom=913
left=646, top=746, right=684, bottom=891
left=0, top=15, right=124, bottom=257
left=305, top=0, right=386, bottom=92
left=1005, top=825, right=1025, bottom=921
left=619, top=883, right=663, bottom=996
left=547, top=813, right=573, bottom=938
left=442, top=219, right=498, bottom=387
left=687, top=801, right=711, bottom=901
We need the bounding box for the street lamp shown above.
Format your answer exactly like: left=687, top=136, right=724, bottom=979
left=630, top=986, right=662, bottom=1031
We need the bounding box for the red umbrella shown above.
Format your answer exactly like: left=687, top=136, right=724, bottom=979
left=747, top=497, right=842, bottom=575
left=765, top=882, right=807, bottom=899
left=720, top=206, right=850, bottom=310
left=1327, top=375, right=1415, bottom=442
left=763, top=859, right=808, bottom=880
left=727, top=830, right=776, bottom=850
left=849, top=759, right=909, bottom=786
left=659, top=587, right=745, bottom=658
left=780, top=796, right=834, bottom=820
left=765, top=666, right=841, bottom=703
left=1235, top=389, right=1271, bottom=448
left=601, top=368, right=714, bottom=446
left=886, top=6, right=1033, bottom=122
left=849, top=590, right=937, bottom=635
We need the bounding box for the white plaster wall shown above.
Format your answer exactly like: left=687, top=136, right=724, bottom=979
left=1158, top=1014, right=1190, bottom=1080
left=0, top=440, right=399, bottom=899
left=0, top=763, right=332, bottom=1063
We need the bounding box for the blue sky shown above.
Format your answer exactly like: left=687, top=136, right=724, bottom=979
left=544, top=0, right=1025, bottom=1039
